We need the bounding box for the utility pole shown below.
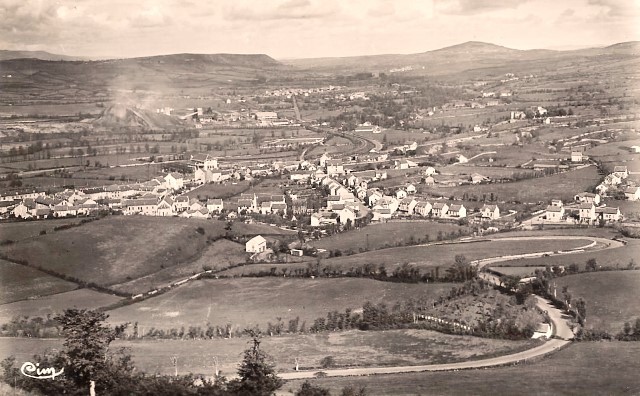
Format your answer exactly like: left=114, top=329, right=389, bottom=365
left=170, top=356, right=178, bottom=377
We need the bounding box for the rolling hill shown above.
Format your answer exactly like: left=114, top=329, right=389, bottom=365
left=283, top=41, right=640, bottom=75
left=0, top=50, right=86, bottom=61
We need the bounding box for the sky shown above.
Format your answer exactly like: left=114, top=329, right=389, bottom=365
left=1, top=0, right=639, bottom=59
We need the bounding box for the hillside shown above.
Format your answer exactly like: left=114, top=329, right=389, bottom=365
left=0, top=53, right=292, bottom=106
left=284, top=41, right=640, bottom=75
left=0, top=50, right=85, bottom=61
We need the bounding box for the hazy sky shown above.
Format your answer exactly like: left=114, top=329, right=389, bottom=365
left=1, top=0, right=639, bottom=59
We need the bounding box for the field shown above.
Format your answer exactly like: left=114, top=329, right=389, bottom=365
left=495, top=238, right=640, bottom=271
left=0, top=216, right=228, bottom=287
left=106, top=278, right=455, bottom=331
left=425, top=165, right=601, bottom=203
left=0, top=329, right=537, bottom=379
left=316, top=237, right=593, bottom=272
left=0, top=289, right=122, bottom=324
left=0, top=219, right=81, bottom=242
left=312, top=221, right=470, bottom=252
left=110, top=239, right=248, bottom=294
left=284, top=342, right=640, bottom=396
left=553, top=271, right=640, bottom=333
left=0, top=259, right=77, bottom=304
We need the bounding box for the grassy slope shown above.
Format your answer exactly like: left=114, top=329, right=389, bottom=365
left=284, top=342, right=640, bottom=396
left=318, top=238, right=593, bottom=272
left=106, top=278, right=454, bottom=331
left=110, top=239, right=247, bottom=294
left=0, top=219, right=80, bottom=242
left=424, top=165, right=601, bottom=203
left=0, top=259, right=78, bottom=304
left=554, top=271, right=640, bottom=333
left=312, top=222, right=469, bottom=252
left=0, top=330, right=537, bottom=379
left=0, top=289, right=122, bottom=324
left=0, top=216, right=227, bottom=287
left=495, top=238, right=640, bottom=270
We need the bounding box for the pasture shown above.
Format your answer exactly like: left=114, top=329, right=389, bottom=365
left=106, top=278, right=454, bottom=331
left=495, top=238, right=640, bottom=271
left=0, top=289, right=122, bottom=324
left=0, top=329, right=537, bottom=378
left=0, top=216, right=228, bottom=287
left=110, top=238, right=247, bottom=294
left=0, top=259, right=77, bottom=304
left=317, top=237, right=593, bottom=272
left=553, top=271, right=640, bottom=333
left=312, top=221, right=470, bottom=252
left=424, top=165, right=601, bottom=203
left=0, top=219, right=81, bottom=242
left=288, top=342, right=640, bottom=395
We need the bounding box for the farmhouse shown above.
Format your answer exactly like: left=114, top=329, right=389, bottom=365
left=338, top=207, right=356, bottom=224
left=424, top=176, right=435, bottom=186
left=246, top=235, right=267, bottom=253
left=545, top=205, right=564, bottom=222
left=432, top=202, right=449, bottom=218
left=398, top=197, right=418, bottom=214
left=394, top=159, right=418, bottom=170
left=574, top=192, right=601, bottom=205
left=596, top=207, right=621, bottom=222
left=325, top=160, right=345, bottom=176
left=578, top=203, right=597, bottom=223
left=123, top=198, right=158, bottom=216
left=613, top=166, right=629, bottom=179
left=164, top=173, right=184, bottom=190
left=480, top=204, right=500, bottom=220
left=156, top=197, right=175, bottom=217
left=311, top=211, right=338, bottom=227
left=625, top=186, right=640, bottom=201
left=571, top=152, right=583, bottom=162
left=414, top=201, right=432, bottom=217
left=447, top=204, right=467, bottom=218
left=206, top=199, right=224, bottom=213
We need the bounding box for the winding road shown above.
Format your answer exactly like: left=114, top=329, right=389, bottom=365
left=277, top=234, right=621, bottom=380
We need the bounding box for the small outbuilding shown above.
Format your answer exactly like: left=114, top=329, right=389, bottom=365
left=246, top=235, right=267, bottom=253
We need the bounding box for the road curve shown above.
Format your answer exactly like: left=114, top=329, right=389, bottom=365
left=279, top=294, right=573, bottom=380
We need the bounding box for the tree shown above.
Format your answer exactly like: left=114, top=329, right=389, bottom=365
left=295, top=380, right=331, bottom=396
left=228, top=330, right=283, bottom=395
left=586, top=258, right=598, bottom=272
left=56, top=309, right=121, bottom=390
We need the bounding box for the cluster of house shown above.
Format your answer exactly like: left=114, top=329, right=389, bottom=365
left=595, top=165, right=639, bottom=201
left=545, top=193, right=622, bottom=224
left=4, top=169, right=231, bottom=220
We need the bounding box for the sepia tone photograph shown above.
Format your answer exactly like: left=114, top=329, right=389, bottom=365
left=0, top=0, right=639, bottom=394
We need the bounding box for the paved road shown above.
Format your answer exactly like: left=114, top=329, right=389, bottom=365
left=279, top=297, right=571, bottom=379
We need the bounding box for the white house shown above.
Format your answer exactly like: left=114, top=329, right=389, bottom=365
left=596, top=207, right=621, bottom=222
left=480, top=204, right=500, bottom=220
left=414, top=201, right=432, bottom=217
left=447, top=204, right=467, bottom=218
left=206, top=198, right=224, bottom=213
left=432, top=202, right=449, bottom=218
left=164, top=173, right=184, bottom=190
left=571, top=152, right=583, bottom=162
left=625, top=186, right=640, bottom=201
left=246, top=235, right=267, bottom=253
left=578, top=203, right=597, bottom=223
left=339, top=207, right=356, bottom=225
left=398, top=197, right=418, bottom=214
left=545, top=205, right=564, bottom=221
left=156, top=197, right=174, bottom=217
left=612, top=166, right=629, bottom=179
left=574, top=192, right=600, bottom=205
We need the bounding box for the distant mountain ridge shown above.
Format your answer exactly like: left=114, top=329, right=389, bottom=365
left=282, top=40, right=640, bottom=74
left=0, top=50, right=86, bottom=61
